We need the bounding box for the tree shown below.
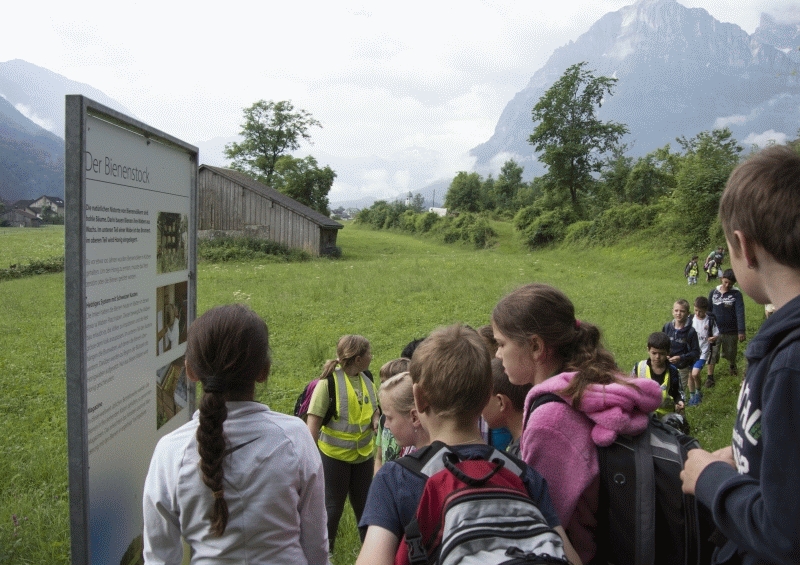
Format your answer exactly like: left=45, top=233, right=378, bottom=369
left=444, top=172, right=483, bottom=213
left=410, top=193, right=426, bottom=213
left=494, top=159, right=525, bottom=211
left=667, top=128, right=743, bottom=249
left=529, top=62, right=628, bottom=208
left=224, top=100, right=322, bottom=186
left=273, top=155, right=335, bottom=216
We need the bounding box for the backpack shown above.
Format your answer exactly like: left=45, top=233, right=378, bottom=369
left=293, top=369, right=374, bottom=426
left=394, top=442, right=569, bottom=565
left=529, top=394, right=718, bottom=565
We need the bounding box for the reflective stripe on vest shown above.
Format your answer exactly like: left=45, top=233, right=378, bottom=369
left=318, top=368, right=376, bottom=461
left=635, top=361, right=673, bottom=415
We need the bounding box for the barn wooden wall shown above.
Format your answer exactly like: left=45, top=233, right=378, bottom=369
left=199, top=171, right=322, bottom=254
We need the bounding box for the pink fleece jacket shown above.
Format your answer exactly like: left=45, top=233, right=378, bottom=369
left=520, top=371, right=662, bottom=564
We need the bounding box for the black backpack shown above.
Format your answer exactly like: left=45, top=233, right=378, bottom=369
left=293, top=369, right=374, bottom=426
left=529, top=394, right=718, bottom=565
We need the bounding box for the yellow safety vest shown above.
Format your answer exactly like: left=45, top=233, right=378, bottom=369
left=635, top=361, right=674, bottom=417
left=318, top=368, right=377, bottom=462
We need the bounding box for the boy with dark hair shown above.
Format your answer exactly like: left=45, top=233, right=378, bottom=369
left=663, top=299, right=700, bottom=393
left=632, top=332, right=684, bottom=416
left=481, top=358, right=531, bottom=457
left=356, top=324, right=580, bottom=565
left=681, top=145, right=800, bottom=565
left=689, top=296, right=718, bottom=406
left=706, top=268, right=746, bottom=386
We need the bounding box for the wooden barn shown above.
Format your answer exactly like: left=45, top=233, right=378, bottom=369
left=198, top=165, right=343, bottom=256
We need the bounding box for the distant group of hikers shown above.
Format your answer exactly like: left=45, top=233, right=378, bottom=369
left=684, top=247, right=727, bottom=284
left=142, top=145, right=800, bottom=565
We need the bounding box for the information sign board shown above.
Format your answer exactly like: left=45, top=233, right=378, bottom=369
left=65, top=96, right=198, bottom=565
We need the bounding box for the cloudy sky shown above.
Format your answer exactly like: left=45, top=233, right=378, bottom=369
left=1, top=0, right=797, bottom=204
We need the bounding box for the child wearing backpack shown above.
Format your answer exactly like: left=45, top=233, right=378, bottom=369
left=482, top=358, right=531, bottom=457
left=681, top=145, right=800, bottom=565
left=305, top=335, right=378, bottom=551
left=355, top=324, right=580, bottom=565
left=688, top=296, right=718, bottom=406
left=631, top=331, right=685, bottom=416
left=685, top=255, right=700, bottom=285
left=374, top=358, right=411, bottom=474
left=142, top=304, right=328, bottom=564
left=492, top=283, right=663, bottom=564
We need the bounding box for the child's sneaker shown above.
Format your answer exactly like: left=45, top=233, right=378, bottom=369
left=688, top=393, right=699, bottom=406
left=705, top=375, right=715, bottom=388
left=730, top=364, right=738, bottom=377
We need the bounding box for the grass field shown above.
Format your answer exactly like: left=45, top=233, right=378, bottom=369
left=0, top=222, right=762, bottom=564
left=0, top=225, right=65, bottom=268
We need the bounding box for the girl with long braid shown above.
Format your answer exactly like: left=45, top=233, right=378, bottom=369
left=143, top=304, right=329, bottom=564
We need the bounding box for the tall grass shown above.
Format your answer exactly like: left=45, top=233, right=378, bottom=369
left=0, top=222, right=760, bottom=564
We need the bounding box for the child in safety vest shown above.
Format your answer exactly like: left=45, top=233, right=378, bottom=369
left=632, top=332, right=685, bottom=416
left=355, top=324, right=580, bottom=565
left=685, top=255, right=700, bottom=285
left=306, top=334, right=377, bottom=551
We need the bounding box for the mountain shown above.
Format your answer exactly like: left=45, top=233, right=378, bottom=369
left=0, top=96, right=64, bottom=202
left=0, top=59, right=133, bottom=138
left=470, top=0, right=800, bottom=177
left=0, top=59, right=133, bottom=201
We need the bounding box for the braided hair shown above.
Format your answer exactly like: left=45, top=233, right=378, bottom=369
left=186, top=304, right=270, bottom=536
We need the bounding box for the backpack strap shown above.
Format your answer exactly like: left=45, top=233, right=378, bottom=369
left=525, top=392, right=566, bottom=429
left=320, top=371, right=337, bottom=427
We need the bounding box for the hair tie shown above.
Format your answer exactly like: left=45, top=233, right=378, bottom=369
left=203, top=376, right=227, bottom=394
left=575, top=319, right=581, bottom=329
left=212, top=489, right=225, bottom=499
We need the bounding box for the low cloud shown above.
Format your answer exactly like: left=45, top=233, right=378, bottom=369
left=742, top=129, right=788, bottom=147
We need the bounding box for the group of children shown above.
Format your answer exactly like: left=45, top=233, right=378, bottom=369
left=685, top=247, right=726, bottom=285
left=142, top=145, right=800, bottom=565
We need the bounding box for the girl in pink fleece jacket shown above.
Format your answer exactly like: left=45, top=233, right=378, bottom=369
left=492, top=283, right=662, bottom=564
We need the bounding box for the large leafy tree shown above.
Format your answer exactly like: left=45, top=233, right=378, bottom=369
left=494, top=159, right=525, bottom=211
left=273, top=155, right=335, bottom=216
left=225, top=100, right=322, bottom=186
left=444, top=172, right=483, bottom=213
left=529, top=62, right=628, bottom=208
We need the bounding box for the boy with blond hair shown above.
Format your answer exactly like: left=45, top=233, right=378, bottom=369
left=681, top=145, right=800, bottom=565
left=355, top=324, right=579, bottom=565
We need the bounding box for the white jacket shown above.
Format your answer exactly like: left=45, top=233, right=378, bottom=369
left=143, top=401, right=329, bottom=564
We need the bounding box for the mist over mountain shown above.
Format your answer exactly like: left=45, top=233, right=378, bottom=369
left=471, top=0, right=800, bottom=178
left=0, top=59, right=133, bottom=138
left=0, top=59, right=134, bottom=201
left=0, top=95, right=64, bottom=202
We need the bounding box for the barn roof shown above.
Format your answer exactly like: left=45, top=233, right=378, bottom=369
left=200, top=165, right=343, bottom=230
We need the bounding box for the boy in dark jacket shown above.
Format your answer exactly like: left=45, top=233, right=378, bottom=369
left=663, top=299, right=700, bottom=393
left=681, top=145, right=800, bottom=565
left=706, top=269, right=747, bottom=386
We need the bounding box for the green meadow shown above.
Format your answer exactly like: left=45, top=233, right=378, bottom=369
left=0, top=222, right=761, bottom=564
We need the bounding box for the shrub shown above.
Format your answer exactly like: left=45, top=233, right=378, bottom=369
left=514, top=206, right=576, bottom=248
left=415, top=212, right=440, bottom=233
left=563, top=220, right=595, bottom=245
left=593, top=203, right=658, bottom=244
left=198, top=236, right=311, bottom=263
left=0, top=256, right=65, bottom=280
